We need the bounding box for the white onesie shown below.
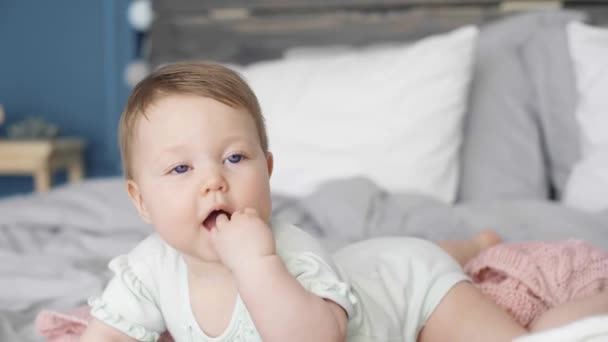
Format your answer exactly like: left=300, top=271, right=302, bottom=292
left=334, top=237, right=468, bottom=341
left=90, top=221, right=467, bottom=341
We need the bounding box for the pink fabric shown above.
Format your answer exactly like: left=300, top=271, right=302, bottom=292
left=35, top=306, right=90, bottom=342
left=465, top=239, right=608, bottom=328
left=35, top=307, right=174, bottom=342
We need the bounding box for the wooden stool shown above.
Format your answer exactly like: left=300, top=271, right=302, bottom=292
left=0, top=138, right=86, bottom=192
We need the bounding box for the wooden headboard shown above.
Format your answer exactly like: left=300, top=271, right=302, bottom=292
left=147, top=0, right=608, bottom=65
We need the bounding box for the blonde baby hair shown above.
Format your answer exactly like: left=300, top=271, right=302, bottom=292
left=118, top=62, right=268, bottom=179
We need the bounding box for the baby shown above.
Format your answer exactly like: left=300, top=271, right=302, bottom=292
left=80, top=62, right=608, bottom=342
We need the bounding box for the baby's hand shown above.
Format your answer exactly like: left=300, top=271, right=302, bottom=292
left=210, top=208, right=275, bottom=271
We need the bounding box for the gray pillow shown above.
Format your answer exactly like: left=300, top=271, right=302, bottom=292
left=520, top=23, right=581, bottom=199
left=458, top=10, right=584, bottom=202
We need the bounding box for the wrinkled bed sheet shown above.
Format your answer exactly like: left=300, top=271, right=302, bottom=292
left=1, top=177, right=607, bottom=341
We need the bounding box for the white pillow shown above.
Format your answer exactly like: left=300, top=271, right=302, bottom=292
left=564, top=22, right=608, bottom=212
left=241, top=26, right=479, bottom=203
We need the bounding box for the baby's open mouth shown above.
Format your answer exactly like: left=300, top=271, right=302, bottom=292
left=202, top=210, right=231, bottom=230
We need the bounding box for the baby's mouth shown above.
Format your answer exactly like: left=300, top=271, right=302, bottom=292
left=202, top=210, right=231, bottom=230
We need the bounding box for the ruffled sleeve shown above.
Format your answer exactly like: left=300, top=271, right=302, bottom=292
left=283, top=251, right=357, bottom=317
left=273, top=221, right=358, bottom=317
left=89, top=243, right=165, bottom=342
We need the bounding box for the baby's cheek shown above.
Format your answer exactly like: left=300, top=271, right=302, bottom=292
left=150, top=197, right=188, bottom=223
left=256, top=191, right=273, bottom=222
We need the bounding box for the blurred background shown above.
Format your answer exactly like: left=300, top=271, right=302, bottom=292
left=0, top=0, right=136, bottom=197
left=0, top=0, right=606, bottom=198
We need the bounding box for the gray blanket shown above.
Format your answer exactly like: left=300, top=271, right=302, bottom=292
left=275, top=177, right=608, bottom=251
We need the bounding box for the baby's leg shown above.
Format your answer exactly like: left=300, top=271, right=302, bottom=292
left=529, top=290, right=608, bottom=332
left=418, top=281, right=527, bottom=342
left=435, top=231, right=501, bottom=267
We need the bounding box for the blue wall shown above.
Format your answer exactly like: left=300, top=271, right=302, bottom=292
left=0, top=0, right=134, bottom=197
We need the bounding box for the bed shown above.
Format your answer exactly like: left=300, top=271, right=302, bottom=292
left=2, top=0, right=608, bottom=341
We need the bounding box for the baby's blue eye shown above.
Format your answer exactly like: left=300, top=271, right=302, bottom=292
left=172, top=165, right=189, bottom=174
left=225, top=154, right=243, bottom=164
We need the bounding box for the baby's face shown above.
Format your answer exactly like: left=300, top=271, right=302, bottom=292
left=126, top=94, right=273, bottom=262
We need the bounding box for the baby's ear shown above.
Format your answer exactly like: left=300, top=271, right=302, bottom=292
left=265, top=152, right=274, bottom=177
left=126, top=180, right=151, bottom=223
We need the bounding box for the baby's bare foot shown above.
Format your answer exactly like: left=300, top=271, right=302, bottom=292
left=474, top=230, right=502, bottom=251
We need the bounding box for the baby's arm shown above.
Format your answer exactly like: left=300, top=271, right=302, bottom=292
left=212, top=209, right=348, bottom=342
left=80, top=238, right=166, bottom=342
left=80, top=319, right=139, bottom=342
left=235, top=255, right=348, bottom=341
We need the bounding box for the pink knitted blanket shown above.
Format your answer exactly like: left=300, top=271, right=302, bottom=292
left=466, top=239, right=608, bottom=327
left=36, top=240, right=608, bottom=340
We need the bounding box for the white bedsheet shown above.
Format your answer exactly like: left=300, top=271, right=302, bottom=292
left=514, top=315, right=608, bottom=342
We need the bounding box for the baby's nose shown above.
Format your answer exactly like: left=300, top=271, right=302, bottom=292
left=201, top=173, right=227, bottom=194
